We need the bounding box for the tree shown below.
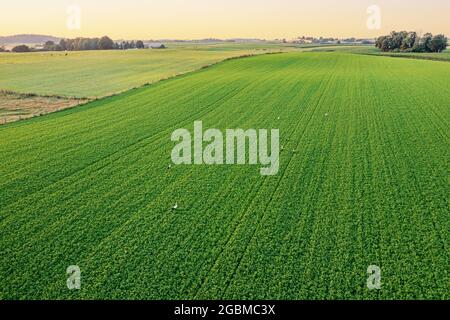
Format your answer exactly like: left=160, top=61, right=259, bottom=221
left=99, top=36, right=114, bottom=50
left=43, top=41, right=55, bottom=51
left=401, top=32, right=417, bottom=51
left=376, top=35, right=395, bottom=52
left=12, top=45, right=31, bottom=52
left=390, top=31, right=406, bottom=50
left=428, top=34, right=447, bottom=52
left=375, top=35, right=386, bottom=50
left=418, top=33, right=433, bottom=52
left=136, top=40, right=145, bottom=49
left=86, top=38, right=100, bottom=50
left=59, top=39, right=67, bottom=51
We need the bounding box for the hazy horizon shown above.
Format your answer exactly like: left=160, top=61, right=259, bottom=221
left=2, top=0, right=449, bottom=40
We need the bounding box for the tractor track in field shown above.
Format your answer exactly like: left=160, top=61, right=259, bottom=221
left=192, top=62, right=318, bottom=298
left=217, top=58, right=340, bottom=298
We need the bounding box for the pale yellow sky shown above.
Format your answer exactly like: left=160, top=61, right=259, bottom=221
left=1, top=0, right=449, bottom=39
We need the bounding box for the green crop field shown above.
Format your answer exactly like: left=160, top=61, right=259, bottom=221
left=0, top=52, right=449, bottom=300
left=0, top=43, right=287, bottom=98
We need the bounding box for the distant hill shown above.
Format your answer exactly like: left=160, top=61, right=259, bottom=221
left=0, top=34, right=60, bottom=44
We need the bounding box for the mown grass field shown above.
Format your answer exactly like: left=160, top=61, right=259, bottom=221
left=0, top=91, right=87, bottom=124
left=0, top=43, right=287, bottom=98
left=0, top=52, right=449, bottom=299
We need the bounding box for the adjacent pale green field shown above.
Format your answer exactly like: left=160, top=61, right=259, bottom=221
left=0, top=52, right=449, bottom=299
left=372, top=50, right=450, bottom=61
left=303, top=45, right=450, bottom=61
left=0, top=43, right=287, bottom=98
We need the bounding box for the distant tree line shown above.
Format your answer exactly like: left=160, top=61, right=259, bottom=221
left=11, top=36, right=147, bottom=53
left=57, top=36, right=115, bottom=51
left=113, top=40, right=145, bottom=50
left=376, top=31, right=447, bottom=53
left=49, top=36, right=145, bottom=51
